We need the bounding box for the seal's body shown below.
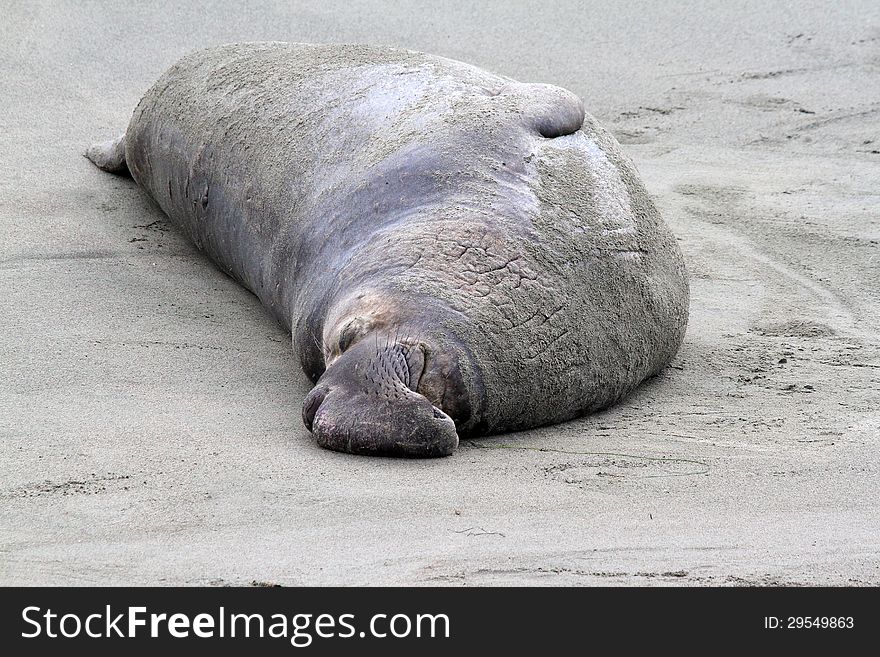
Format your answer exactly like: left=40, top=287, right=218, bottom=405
left=87, top=42, right=688, bottom=457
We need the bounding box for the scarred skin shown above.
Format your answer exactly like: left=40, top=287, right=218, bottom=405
left=86, top=42, right=689, bottom=457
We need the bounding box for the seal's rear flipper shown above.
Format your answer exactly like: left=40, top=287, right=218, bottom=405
left=85, top=134, right=129, bottom=175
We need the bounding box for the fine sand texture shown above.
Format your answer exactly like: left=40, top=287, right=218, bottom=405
left=1, top=1, right=878, bottom=585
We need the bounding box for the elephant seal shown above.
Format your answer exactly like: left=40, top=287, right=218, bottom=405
left=87, top=42, right=689, bottom=457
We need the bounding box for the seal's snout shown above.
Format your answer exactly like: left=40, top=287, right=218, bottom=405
left=309, top=393, right=459, bottom=458
left=301, top=385, right=329, bottom=431
left=301, top=338, right=459, bottom=457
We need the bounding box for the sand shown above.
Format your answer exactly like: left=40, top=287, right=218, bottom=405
left=1, top=0, right=878, bottom=585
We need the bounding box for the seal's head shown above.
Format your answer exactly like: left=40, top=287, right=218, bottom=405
left=298, top=290, right=477, bottom=457
left=302, top=335, right=459, bottom=457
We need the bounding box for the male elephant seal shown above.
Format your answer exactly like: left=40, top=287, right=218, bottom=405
left=87, top=42, right=689, bottom=458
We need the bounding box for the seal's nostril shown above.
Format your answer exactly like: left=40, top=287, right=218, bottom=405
left=302, top=386, right=329, bottom=431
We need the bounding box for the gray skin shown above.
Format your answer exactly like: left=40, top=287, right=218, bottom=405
left=86, top=42, right=689, bottom=458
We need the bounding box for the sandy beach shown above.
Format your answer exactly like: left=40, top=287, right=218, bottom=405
left=1, top=0, right=878, bottom=585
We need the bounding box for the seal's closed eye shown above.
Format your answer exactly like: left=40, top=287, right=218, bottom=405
left=337, top=320, right=362, bottom=353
